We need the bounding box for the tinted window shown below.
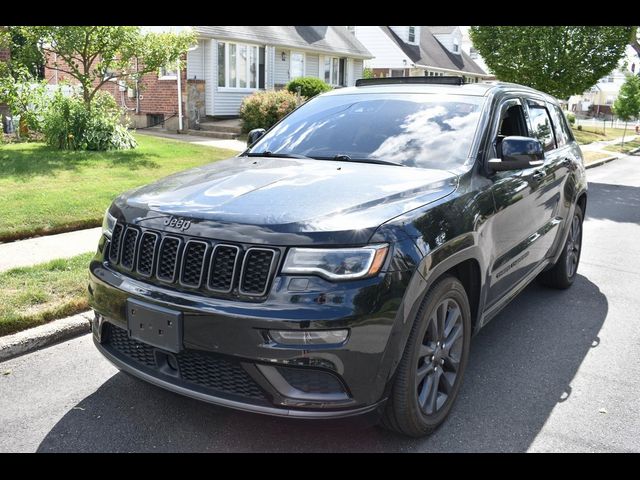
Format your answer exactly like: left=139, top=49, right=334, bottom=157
left=549, top=104, right=573, bottom=145
left=527, top=103, right=556, bottom=151
left=248, top=93, right=485, bottom=170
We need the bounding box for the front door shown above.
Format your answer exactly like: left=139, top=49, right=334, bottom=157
left=485, top=96, right=558, bottom=307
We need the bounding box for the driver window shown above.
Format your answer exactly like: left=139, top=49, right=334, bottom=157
left=496, top=103, right=527, bottom=156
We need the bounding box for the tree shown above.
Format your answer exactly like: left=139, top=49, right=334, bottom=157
left=469, top=26, right=636, bottom=99
left=9, top=26, right=195, bottom=109
left=612, top=75, right=640, bottom=149
left=0, top=26, right=46, bottom=80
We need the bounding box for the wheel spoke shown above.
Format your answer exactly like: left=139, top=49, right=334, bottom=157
left=444, top=305, right=460, bottom=337
left=444, top=324, right=462, bottom=353
left=437, top=301, right=447, bottom=340
left=418, top=373, right=435, bottom=409
left=440, top=371, right=456, bottom=394
left=426, top=368, right=442, bottom=414
left=416, top=363, right=432, bottom=383
left=419, top=343, right=435, bottom=359
left=444, top=354, right=460, bottom=372
left=428, top=313, right=439, bottom=340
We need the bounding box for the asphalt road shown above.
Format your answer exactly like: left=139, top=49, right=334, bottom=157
left=2, top=156, right=640, bottom=452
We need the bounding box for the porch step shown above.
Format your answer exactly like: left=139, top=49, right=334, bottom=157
left=186, top=129, right=240, bottom=140
left=196, top=121, right=243, bottom=135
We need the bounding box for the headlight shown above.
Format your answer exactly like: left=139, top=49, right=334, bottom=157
left=282, top=244, right=389, bottom=281
left=101, top=208, right=117, bottom=238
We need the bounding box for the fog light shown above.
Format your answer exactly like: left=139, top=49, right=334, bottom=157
left=269, top=329, right=349, bottom=346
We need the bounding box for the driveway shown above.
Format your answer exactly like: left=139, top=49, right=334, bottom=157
left=1, top=156, right=639, bottom=452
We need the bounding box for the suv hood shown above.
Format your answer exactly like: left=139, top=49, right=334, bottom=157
left=115, top=156, right=457, bottom=245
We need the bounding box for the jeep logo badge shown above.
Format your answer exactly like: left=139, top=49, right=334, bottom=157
left=164, top=216, right=191, bottom=231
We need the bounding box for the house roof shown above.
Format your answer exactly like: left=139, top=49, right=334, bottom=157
left=193, top=26, right=372, bottom=58
left=381, top=26, right=487, bottom=76
left=428, top=26, right=457, bottom=34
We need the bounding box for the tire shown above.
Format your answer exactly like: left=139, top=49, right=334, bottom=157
left=381, top=275, right=471, bottom=437
left=538, top=204, right=583, bottom=289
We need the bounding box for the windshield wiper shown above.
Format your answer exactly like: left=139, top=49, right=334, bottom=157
left=245, top=151, right=313, bottom=160
left=323, top=154, right=405, bottom=167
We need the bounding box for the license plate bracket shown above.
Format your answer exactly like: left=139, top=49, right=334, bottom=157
left=126, top=298, right=183, bottom=353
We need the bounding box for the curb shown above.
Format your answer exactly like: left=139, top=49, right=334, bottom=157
left=0, top=311, right=93, bottom=363
left=585, top=155, right=619, bottom=170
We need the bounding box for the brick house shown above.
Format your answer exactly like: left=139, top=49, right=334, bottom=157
left=44, top=26, right=372, bottom=133
left=0, top=46, right=10, bottom=120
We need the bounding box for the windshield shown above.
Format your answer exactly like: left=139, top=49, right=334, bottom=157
left=247, top=93, right=485, bottom=169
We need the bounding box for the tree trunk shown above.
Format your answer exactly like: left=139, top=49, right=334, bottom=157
left=622, top=122, right=627, bottom=151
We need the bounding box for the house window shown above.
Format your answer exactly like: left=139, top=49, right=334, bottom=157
left=470, top=47, right=478, bottom=59
left=452, top=38, right=460, bottom=53
left=391, top=69, right=404, bottom=77
left=217, top=41, right=264, bottom=90
left=323, top=56, right=343, bottom=86
left=408, top=26, right=416, bottom=43
left=290, top=51, right=305, bottom=80
left=159, top=64, right=178, bottom=80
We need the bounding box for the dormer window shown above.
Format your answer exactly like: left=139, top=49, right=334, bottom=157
left=452, top=37, right=459, bottom=53
left=408, top=26, right=416, bottom=43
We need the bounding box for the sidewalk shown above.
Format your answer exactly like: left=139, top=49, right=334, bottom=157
left=0, top=227, right=101, bottom=273
left=136, top=130, right=246, bottom=152
left=580, top=133, right=639, bottom=154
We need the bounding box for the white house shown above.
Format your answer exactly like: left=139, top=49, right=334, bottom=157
left=349, top=26, right=489, bottom=82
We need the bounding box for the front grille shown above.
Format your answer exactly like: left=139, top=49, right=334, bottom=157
left=106, top=222, right=278, bottom=299
left=277, top=366, right=346, bottom=395
left=108, top=223, right=125, bottom=263
left=208, top=245, right=239, bottom=292
left=120, top=228, right=139, bottom=270
left=104, top=323, right=266, bottom=401
left=136, top=232, right=159, bottom=277
left=106, top=322, right=156, bottom=368
left=180, top=241, right=208, bottom=287
left=240, top=248, right=275, bottom=295
left=157, top=237, right=181, bottom=282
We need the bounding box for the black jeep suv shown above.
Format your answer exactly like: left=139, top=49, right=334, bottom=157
left=89, top=77, right=586, bottom=437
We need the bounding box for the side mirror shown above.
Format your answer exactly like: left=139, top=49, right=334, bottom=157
left=488, top=136, right=545, bottom=171
left=247, top=128, right=266, bottom=147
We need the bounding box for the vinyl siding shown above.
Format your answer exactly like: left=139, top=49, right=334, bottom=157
left=187, top=39, right=206, bottom=80
left=353, top=59, right=364, bottom=82
left=353, top=26, right=411, bottom=69
left=274, top=48, right=289, bottom=86
left=306, top=54, right=319, bottom=78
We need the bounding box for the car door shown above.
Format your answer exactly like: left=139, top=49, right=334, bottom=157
left=484, top=95, right=558, bottom=308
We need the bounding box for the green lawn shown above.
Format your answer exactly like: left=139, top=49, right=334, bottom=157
left=0, top=134, right=237, bottom=242
left=0, top=253, right=93, bottom=336
left=583, top=151, right=614, bottom=165
left=572, top=127, right=632, bottom=145
left=604, top=138, right=640, bottom=154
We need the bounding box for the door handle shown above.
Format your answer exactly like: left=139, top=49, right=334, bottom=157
left=532, top=170, right=545, bottom=182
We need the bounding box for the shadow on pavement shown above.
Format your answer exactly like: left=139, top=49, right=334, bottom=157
left=585, top=182, right=640, bottom=224
left=37, top=275, right=606, bottom=452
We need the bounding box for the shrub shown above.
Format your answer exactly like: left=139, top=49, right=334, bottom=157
left=43, top=90, right=136, bottom=151
left=577, top=124, right=583, bottom=131
left=566, top=112, right=576, bottom=125
left=362, top=68, right=374, bottom=79
left=0, top=67, right=48, bottom=137
left=239, top=90, right=302, bottom=133
left=286, top=77, right=332, bottom=99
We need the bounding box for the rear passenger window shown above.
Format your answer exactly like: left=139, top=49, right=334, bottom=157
left=527, top=103, right=556, bottom=151
left=550, top=104, right=573, bottom=145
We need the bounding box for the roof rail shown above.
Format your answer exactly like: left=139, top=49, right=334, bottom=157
left=355, top=76, right=465, bottom=87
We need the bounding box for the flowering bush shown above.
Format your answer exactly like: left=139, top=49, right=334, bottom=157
left=239, top=90, right=302, bottom=133
left=43, top=90, right=136, bottom=150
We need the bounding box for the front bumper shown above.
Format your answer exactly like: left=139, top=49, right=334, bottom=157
left=89, top=240, right=416, bottom=418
